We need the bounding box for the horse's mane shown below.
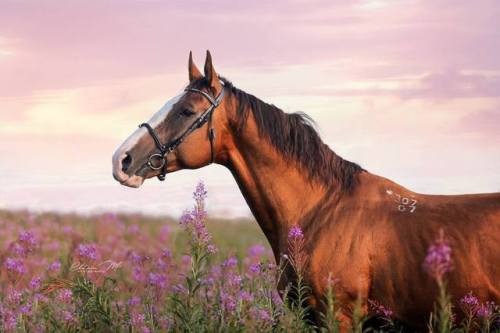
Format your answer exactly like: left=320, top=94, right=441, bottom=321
left=191, top=77, right=364, bottom=192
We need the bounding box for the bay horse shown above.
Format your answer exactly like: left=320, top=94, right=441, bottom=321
left=112, top=51, right=500, bottom=330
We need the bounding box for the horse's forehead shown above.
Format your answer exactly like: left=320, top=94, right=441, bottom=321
left=148, top=93, right=184, bottom=127
left=113, top=93, right=184, bottom=159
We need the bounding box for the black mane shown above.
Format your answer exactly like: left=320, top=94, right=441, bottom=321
left=190, top=77, right=364, bottom=192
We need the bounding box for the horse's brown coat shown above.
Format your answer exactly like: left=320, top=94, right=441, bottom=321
left=113, top=52, right=500, bottom=330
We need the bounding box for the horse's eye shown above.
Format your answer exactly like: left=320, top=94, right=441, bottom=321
left=181, top=109, right=195, bottom=117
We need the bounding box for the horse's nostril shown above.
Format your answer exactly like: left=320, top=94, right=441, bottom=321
left=122, top=153, right=132, bottom=173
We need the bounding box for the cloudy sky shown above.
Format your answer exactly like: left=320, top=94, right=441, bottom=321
left=1, top=0, right=499, bottom=217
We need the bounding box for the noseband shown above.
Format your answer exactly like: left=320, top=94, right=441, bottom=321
left=139, top=87, right=225, bottom=181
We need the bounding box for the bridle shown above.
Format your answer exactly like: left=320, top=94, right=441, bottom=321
left=139, top=86, right=225, bottom=181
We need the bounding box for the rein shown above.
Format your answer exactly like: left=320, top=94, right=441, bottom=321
left=139, top=87, right=225, bottom=181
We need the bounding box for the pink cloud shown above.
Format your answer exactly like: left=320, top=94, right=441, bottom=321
left=310, top=69, right=500, bottom=99
left=457, top=108, right=500, bottom=136
left=2, top=0, right=499, bottom=97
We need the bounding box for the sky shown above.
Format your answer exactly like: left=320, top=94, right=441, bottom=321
left=1, top=0, right=499, bottom=217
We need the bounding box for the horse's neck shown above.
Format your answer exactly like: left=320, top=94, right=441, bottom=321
left=222, top=118, right=328, bottom=259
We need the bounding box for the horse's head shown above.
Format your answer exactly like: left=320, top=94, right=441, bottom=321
left=112, top=51, right=228, bottom=187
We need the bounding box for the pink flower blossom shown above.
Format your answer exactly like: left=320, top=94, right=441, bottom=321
left=6, top=289, right=23, bottom=305
left=248, top=244, right=266, bottom=257
left=48, top=260, right=61, bottom=272
left=75, top=243, right=99, bottom=261
left=128, top=296, right=141, bottom=307
left=29, top=277, right=42, bottom=290
left=476, top=301, right=496, bottom=319
left=423, top=231, right=453, bottom=282
left=5, top=257, right=26, bottom=275
left=460, top=292, right=480, bottom=316
left=148, top=272, right=167, bottom=289
left=288, top=226, right=304, bottom=240
left=369, top=300, right=394, bottom=318
left=222, top=256, right=238, bottom=268
left=57, top=289, right=73, bottom=303
left=19, top=230, right=37, bottom=249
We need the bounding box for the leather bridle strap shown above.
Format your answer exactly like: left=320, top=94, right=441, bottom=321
left=139, top=87, right=224, bottom=181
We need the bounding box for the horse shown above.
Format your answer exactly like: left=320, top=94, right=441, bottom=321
left=112, top=51, right=500, bottom=330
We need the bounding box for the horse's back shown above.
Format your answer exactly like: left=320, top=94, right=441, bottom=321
left=306, top=173, right=499, bottom=329
left=353, top=174, right=500, bottom=324
left=418, top=191, right=500, bottom=309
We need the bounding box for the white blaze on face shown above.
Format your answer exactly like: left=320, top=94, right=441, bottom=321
left=112, top=93, right=184, bottom=175
left=147, top=93, right=184, bottom=129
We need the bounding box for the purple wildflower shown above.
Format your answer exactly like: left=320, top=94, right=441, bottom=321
left=34, top=293, right=49, bottom=303
left=20, top=303, right=32, bottom=315
left=248, top=244, right=266, bottom=257
left=131, top=312, right=146, bottom=326
left=180, top=209, right=210, bottom=244
left=181, top=255, right=191, bottom=266
left=155, top=258, right=168, bottom=270
left=19, top=230, right=37, bottom=248
left=48, top=260, right=61, bottom=272
left=250, top=307, right=274, bottom=325
left=271, top=290, right=283, bottom=306
left=171, top=283, right=188, bottom=294
left=179, top=211, right=192, bottom=227
left=128, top=296, right=141, bottom=307
left=102, top=212, right=119, bottom=223
left=6, top=289, right=23, bottom=304
left=204, top=276, right=215, bottom=286
left=179, top=186, right=217, bottom=253
left=222, top=256, right=238, bottom=268
left=159, top=225, right=170, bottom=241
left=193, top=181, right=208, bottom=202
left=148, top=272, right=167, bottom=289
left=132, top=267, right=145, bottom=282
left=129, top=251, right=143, bottom=265
left=369, top=300, right=394, bottom=318
left=11, top=242, right=26, bottom=256
left=3, top=311, right=17, bottom=331
left=30, top=276, right=42, bottom=290
left=220, top=291, right=237, bottom=312
left=47, top=241, right=61, bottom=251
left=249, top=263, right=261, bottom=274
left=423, top=231, right=453, bottom=282
left=161, top=248, right=172, bottom=259
left=5, top=257, right=26, bottom=275
left=287, top=226, right=307, bottom=273
left=288, top=226, right=304, bottom=240
left=61, top=310, right=75, bottom=322
left=258, top=309, right=272, bottom=324
left=158, top=316, right=170, bottom=330
left=57, top=289, right=73, bottom=303
left=128, top=224, right=140, bottom=235
left=228, top=273, right=242, bottom=287
left=460, top=292, right=480, bottom=316
left=62, top=226, right=73, bottom=234
left=239, top=290, right=254, bottom=302
left=477, top=301, right=496, bottom=319
left=207, top=244, right=218, bottom=254
left=76, top=243, right=99, bottom=261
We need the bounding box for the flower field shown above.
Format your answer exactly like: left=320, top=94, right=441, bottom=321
left=0, top=182, right=498, bottom=332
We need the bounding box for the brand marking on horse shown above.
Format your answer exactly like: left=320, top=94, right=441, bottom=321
left=386, top=189, right=417, bottom=213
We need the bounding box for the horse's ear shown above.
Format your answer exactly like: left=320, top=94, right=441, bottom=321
left=188, top=51, right=203, bottom=83
left=204, top=50, right=222, bottom=92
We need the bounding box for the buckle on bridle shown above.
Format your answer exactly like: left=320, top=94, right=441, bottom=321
left=147, top=153, right=166, bottom=170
